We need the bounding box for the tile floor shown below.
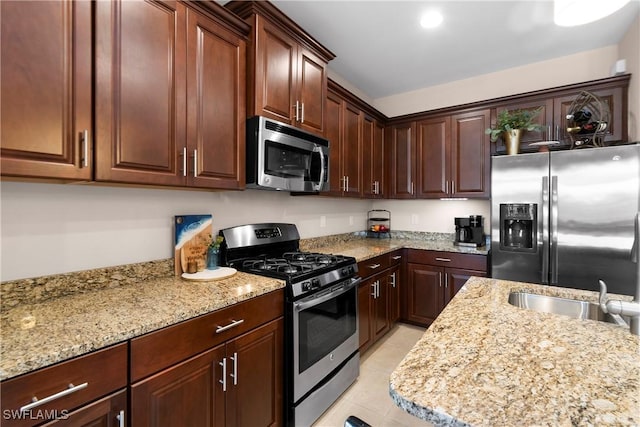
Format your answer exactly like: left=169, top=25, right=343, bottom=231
left=312, top=323, right=434, bottom=427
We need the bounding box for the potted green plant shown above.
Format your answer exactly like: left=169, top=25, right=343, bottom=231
left=485, top=107, right=544, bottom=155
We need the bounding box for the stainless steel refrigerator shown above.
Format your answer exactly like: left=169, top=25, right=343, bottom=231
left=491, top=143, right=639, bottom=296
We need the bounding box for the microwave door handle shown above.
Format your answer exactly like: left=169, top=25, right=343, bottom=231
left=314, top=145, right=326, bottom=191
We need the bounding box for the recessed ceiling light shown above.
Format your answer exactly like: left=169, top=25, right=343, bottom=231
left=420, top=10, right=443, bottom=29
left=554, top=0, right=630, bottom=26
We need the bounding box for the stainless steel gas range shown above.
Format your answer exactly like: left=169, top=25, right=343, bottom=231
left=219, top=223, right=360, bottom=427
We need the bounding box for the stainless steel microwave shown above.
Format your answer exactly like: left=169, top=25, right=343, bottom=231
left=246, top=116, right=329, bottom=192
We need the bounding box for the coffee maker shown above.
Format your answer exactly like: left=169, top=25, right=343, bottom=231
left=454, top=215, right=486, bottom=247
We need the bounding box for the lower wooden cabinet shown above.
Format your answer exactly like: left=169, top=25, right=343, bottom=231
left=0, top=343, right=128, bottom=427
left=405, top=250, right=487, bottom=327
left=131, top=317, right=283, bottom=427
left=40, top=390, right=126, bottom=427
left=358, top=250, right=403, bottom=353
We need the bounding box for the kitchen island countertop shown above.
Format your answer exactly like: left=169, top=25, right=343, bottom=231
left=390, top=276, right=640, bottom=426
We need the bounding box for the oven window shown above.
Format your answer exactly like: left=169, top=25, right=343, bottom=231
left=298, top=287, right=357, bottom=373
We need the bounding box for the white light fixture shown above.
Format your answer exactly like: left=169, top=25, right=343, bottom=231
left=554, top=0, right=630, bottom=26
left=420, top=10, right=443, bottom=29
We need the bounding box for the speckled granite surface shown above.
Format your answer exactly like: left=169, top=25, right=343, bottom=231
left=0, top=231, right=485, bottom=382
left=304, top=232, right=488, bottom=261
left=0, top=272, right=284, bottom=380
left=389, top=277, right=640, bottom=426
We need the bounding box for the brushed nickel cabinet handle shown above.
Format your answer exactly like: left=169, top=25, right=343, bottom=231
left=219, top=358, right=227, bottom=392
left=193, top=149, right=198, bottom=177
left=371, top=282, right=376, bottom=298
left=216, top=319, right=244, bottom=333
left=301, top=102, right=305, bottom=123
left=181, top=147, right=187, bottom=177
left=116, top=410, right=125, bottom=427
left=435, top=257, right=451, bottom=262
left=392, top=255, right=402, bottom=260
left=81, top=130, right=89, bottom=168
left=368, top=263, right=381, bottom=269
left=230, top=352, right=238, bottom=386
left=20, top=382, right=88, bottom=412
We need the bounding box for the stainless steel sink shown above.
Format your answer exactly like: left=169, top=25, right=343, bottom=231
left=508, top=292, right=629, bottom=326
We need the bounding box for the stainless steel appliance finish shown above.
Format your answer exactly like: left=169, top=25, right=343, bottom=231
left=219, top=223, right=359, bottom=427
left=246, top=116, right=329, bottom=192
left=491, top=144, right=640, bottom=296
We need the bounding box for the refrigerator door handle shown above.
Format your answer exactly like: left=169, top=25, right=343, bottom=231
left=542, top=176, right=550, bottom=284
left=550, top=175, right=559, bottom=285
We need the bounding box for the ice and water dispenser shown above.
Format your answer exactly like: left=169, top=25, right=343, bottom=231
left=500, top=203, right=537, bottom=252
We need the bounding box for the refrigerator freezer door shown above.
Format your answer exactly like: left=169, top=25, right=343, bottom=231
left=550, top=144, right=639, bottom=295
left=491, top=153, right=549, bottom=283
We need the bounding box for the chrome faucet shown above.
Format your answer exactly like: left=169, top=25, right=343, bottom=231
left=598, top=213, right=640, bottom=336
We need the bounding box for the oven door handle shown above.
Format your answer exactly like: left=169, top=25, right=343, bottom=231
left=293, top=277, right=361, bottom=312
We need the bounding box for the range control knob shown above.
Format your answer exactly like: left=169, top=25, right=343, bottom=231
left=302, top=281, right=312, bottom=292
left=311, top=278, right=321, bottom=289
left=341, top=268, right=348, bottom=276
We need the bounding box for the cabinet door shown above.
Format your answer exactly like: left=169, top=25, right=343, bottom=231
left=495, top=99, right=554, bottom=149
left=95, top=0, right=186, bottom=186
left=325, top=90, right=344, bottom=196
left=450, top=109, right=491, bottom=198
left=406, top=263, right=443, bottom=326
left=362, top=116, right=385, bottom=198
left=416, top=117, right=450, bottom=198
left=297, top=48, right=326, bottom=135
left=387, top=122, right=416, bottom=199
left=357, top=279, right=373, bottom=352
left=41, top=390, right=126, bottom=427
left=1, top=0, right=92, bottom=180
left=388, top=265, right=401, bottom=324
left=361, top=114, right=376, bottom=198
left=373, top=121, right=385, bottom=198
left=253, top=16, right=297, bottom=125
left=226, top=318, right=283, bottom=427
left=342, top=102, right=362, bottom=196
left=131, top=344, right=226, bottom=427
left=186, top=7, right=245, bottom=190
left=444, top=268, right=486, bottom=307
left=372, top=276, right=389, bottom=342
left=553, top=86, right=626, bottom=146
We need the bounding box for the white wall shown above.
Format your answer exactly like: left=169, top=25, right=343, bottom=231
left=618, top=14, right=640, bottom=141
left=0, top=181, right=493, bottom=281
left=373, top=46, right=620, bottom=117
left=372, top=199, right=491, bottom=234
left=0, top=182, right=371, bottom=281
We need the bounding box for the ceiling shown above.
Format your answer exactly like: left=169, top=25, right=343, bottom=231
left=269, top=0, right=640, bottom=99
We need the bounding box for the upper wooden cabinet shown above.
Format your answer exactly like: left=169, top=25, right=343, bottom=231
left=226, top=1, right=335, bottom=137
left=389, top=109, right=490, bottom=199
left=1, top=0, right=92, bottom=180
left=95, top=0, right=247, bottom=189
left=387, top=122, right=416, bottom=199
left=325, top=81, right=385, bottom=198
left=492, top=75, right=629, bottom=153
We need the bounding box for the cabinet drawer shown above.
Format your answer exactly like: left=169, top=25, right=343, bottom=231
left=357, top=254, right=390, bottom=278
left=407, top=250, right=487, bottom=272
left=130, top=289, right=284, bottom=381
left=388, top=249, right=404, bottom=265
left=0, top=343, right=127, bottom=427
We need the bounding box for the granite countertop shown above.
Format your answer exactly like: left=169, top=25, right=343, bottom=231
left=390, top=276, right=640, bottom=426
left=0, top=272, right=284, bottom=381
left=0, top=232, right=486, bottom=382
left=303, top=233, right=489, bottom=261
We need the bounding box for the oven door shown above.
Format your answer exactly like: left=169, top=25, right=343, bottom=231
left=292, top=276, right=360, bottom=403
